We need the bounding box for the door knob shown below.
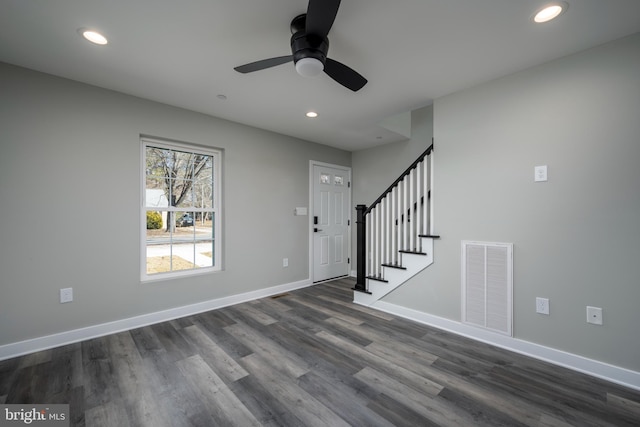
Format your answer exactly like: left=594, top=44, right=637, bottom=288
left=314, top=228, right=323, bottom=233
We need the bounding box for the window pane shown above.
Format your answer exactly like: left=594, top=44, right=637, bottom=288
left=175, top=178, right=194, bottom=208
left=146, top=240, right=176, bottom=275
left=196, top=213, right=214, bottom=267
left=145, top=178, right=168, bottom=208
left=194, top=213, right=214, bottom=238
left=171, top=241, right=197, bottom=272
left=174, top=211, right=194, bottom=230
left=194, top=172, right=213, bottom=208
left=146, top=147, right=168, bottom=177
left=146, top=209, right=170, bottom=274
left=146, top=211, right=168, bottom=239
left=195, top=239, right=214, bottom=268
left=174, top=150, right=195, bottom=177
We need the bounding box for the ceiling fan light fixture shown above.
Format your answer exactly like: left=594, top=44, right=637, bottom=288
left=533, top=2, right=568, bottom=23
left=295, top=57, right=324, bottom=77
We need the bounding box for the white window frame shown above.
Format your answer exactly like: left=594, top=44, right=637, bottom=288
left=141, top=137, right=222, bottom=281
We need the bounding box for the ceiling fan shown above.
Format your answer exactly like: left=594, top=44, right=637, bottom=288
left=234, top=0, right=367, bottom=92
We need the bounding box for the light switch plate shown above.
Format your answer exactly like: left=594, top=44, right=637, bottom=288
left=534, top=165, right=548, bottom=182
left=294, top=207, right=307, bottom=216
left=60, top=287, right=73, bottom=303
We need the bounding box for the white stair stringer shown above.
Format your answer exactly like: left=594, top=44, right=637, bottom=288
left=354, top=237, right=434, bottom=306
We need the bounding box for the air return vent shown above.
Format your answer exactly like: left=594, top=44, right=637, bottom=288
left=462, top=241, right=513, bottom=336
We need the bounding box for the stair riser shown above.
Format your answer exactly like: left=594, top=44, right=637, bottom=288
left=355, top=237, right=435, bottom=306
left=353, top=291, right=379, bottom=306
left=367, top=280, right=391, bottom=295
left=383, top=255, right=432, bottom=283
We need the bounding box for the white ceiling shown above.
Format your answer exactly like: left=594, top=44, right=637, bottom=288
left=1, top=0, right=639, bottom=151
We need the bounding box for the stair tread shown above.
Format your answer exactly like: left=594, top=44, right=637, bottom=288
left=366, top=275, right=389, bottom=283
left=398, top=249, right=428, bottom=255
left=381, top=263, right=406, bottom=270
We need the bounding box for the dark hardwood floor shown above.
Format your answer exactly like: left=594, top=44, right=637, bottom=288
left=1, top=277, right=639, bottom=426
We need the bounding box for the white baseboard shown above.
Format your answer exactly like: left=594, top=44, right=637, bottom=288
left=0, top=278, right=312, bottom=362
left=368, top=300, right=640, bottom=391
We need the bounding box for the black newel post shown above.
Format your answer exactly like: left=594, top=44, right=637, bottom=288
left=354, top=204, right=368, bottom=292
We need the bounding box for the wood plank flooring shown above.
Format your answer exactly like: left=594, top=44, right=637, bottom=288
left=1, top=277, right=639, bottom=426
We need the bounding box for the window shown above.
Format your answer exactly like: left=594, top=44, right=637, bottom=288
left=141, top=137, right=221, bottom=279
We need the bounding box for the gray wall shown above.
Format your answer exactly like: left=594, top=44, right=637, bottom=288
left=0, top=63, right=350, bottom=346
left=365, top=33, right=640, bottom=371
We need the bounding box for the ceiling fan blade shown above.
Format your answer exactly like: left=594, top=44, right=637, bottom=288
left=234, top=55, right=293, bottom=73
left=306, top=0, right=341, bottom=38
left=324, top=58, right=367, bottom=92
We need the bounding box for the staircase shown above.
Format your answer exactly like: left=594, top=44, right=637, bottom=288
left=354, top=144, right=438, bottom=306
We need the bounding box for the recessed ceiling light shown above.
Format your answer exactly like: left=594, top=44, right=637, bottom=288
left=533, top=2, right=567, bottom=23
left=306, top=111, right=318, bottom=118
left=79, top=28, right=108, bottom=45
left=216, top=94, right=227, bottom=100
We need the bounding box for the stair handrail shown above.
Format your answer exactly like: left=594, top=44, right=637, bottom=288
left=364, top=144, right=433, bottom=215
left=354, top=143, right=433, bottom=293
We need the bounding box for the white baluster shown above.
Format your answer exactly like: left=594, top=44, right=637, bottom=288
left=393, top=186, right=398, bottom=256
left=395, top=182, right=401, bottom=253
left=371, top=206, right=377, bottom=277
left=415, top=162, right=422, bottom=250
left=401, top=178, right=407, bottom=251
left=367, top=208, right=371, bottom=278
left=371, top=208, right=377, bottom=277
left=409, top=168, right=415, bottom=251
left=376, top=206, right=382, bottom=277
left=379, top=199, right=387, bottom=272
left=428, top=151, right=434, bottom=235
left=391, top=187, right=397, bottom=265
left=384, top=196, right=390, bottom=266
left=366, top=212, right=371, bottom=277
left=364, top=212, right=371, bottom=276
left=422, top=158, right=428, bottom=236
left=396, top=183, right=401, bottom=255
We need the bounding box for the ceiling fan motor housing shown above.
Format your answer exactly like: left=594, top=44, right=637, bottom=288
left=291, top=31, right=329, bottom=66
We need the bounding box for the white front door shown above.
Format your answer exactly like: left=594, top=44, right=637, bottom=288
left=312, top=164, right=351, bottom=282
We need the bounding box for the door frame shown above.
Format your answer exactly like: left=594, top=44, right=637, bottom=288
left=309, top=161, right=352, bottom=283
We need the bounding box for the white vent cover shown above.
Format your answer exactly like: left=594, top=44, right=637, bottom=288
left=462, top=241, right=513, bottom=336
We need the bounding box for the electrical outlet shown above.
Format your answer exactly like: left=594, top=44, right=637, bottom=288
left=283, top=258, right=289, bottom=268
left=586, top=306, right=603, bottom=325
left=534, top=165, right=548, bottom=182
left=536, top=297, right=550, bottom=315
left=60, top=288, right=73, bottom=303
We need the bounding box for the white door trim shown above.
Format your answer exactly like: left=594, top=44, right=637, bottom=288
left=309, top=161, right=352, bottom=283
